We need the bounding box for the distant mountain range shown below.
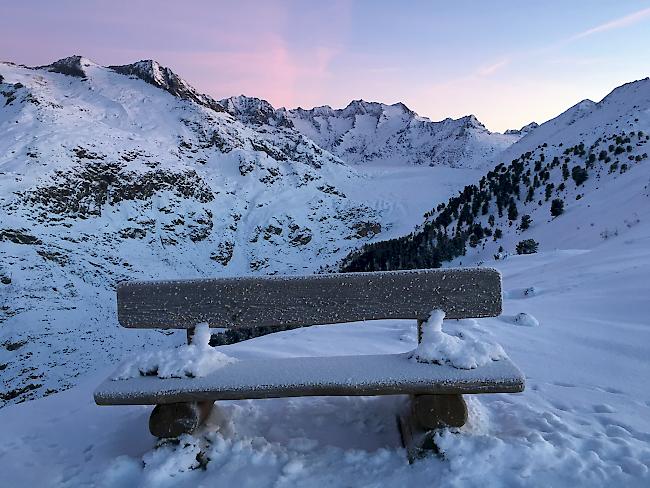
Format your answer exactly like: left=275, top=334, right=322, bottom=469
left=341, top=77, right=650, bottom=272
left=221, top=95, right=522, bottom=167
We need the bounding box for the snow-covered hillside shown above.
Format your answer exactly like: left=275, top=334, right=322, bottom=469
left=453, top=77, right=650, bottom=265
left=1, top=53, right=650, bottom=487
left=1, top=236, right=649, bottom=486
left=0, top=56, right=485, bottom=405
left=221, top=96, right=520, bottom=167
left=342, top=77, right=650, bottom=272
left=0, top=56, right=374, bottom=405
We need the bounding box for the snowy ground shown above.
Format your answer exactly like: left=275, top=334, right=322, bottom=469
left=2, top=228, right=649, bottom=487
left=342, top=164, right=482, bottom=240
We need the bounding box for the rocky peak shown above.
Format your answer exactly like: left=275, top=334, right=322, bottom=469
left=219, top=95, right=293, bottom=128
left=39, top=55, right=95, bottom=78
left=505, top=121, right=539, bottom=136
left=457, top=114, right=487, bottom=131
left=109, top=59, right=224, bottom=113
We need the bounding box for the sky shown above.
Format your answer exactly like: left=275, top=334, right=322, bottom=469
left=1, top=0, right=649, bottom=132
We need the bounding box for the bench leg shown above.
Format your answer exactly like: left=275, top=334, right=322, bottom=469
left=412, top=394, right=468, bottom=429
left=398, top=394, right=467, bottom=462
left=149, top=400, right=214, bottom=438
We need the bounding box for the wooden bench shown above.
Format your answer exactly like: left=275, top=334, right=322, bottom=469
left=94, top=268, right=525, bottom=459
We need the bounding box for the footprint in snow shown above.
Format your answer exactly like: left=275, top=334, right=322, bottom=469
left=503, top=286, right=540, bottom=299
left=593, top=404, right=616, bottom=414
left=500, top=312, right=540, bottom=327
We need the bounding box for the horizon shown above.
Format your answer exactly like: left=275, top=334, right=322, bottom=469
left=1, top=52, right=647, bottom=133
left=1, top=1, right=650, bottom=132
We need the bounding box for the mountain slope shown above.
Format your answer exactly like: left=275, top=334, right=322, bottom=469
left=0, top=57, right=386, bottom=405
left=221, top=96, right=521, bottom=167
left=341, top=77, right=650, bottom=272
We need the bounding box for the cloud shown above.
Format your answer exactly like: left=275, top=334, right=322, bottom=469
left=475, top=59, right=510, bottom=77
left=568, top=6, right=650, bottom=41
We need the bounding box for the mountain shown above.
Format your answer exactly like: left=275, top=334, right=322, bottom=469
left=2, top=53, right=647, bottom=412
left=341, top=77, right=650, bottom=272
left=504, top=121, right=539, bottom=135
left=0, top=57, right=387, bottom=405
left=109, top=58, right=226, bottom=113
left=219, top=95, right=293, bottom=128
left=221, top=97, right=521, bottom=167
left=2, top=55, right=650, bottom=487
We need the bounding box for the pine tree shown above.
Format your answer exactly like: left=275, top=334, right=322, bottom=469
left=551, top=198, right=564, bottom=217
left=516, top=239, right=539, bottom=255
left=508, top=201, right=518, bottom=221
left=520, top=214, right=532, bottom=230
left=545, top=183, right=554, bottom=200
left=571, top=165, right=588, bottom=186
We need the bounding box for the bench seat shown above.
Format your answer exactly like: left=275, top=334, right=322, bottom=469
left=94, top=353, right=525, bottom=405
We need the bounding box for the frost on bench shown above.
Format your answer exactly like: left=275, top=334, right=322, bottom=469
left=116, top=268, right=503, bottom=329
left=94, top=352, right=525, bottom=405
left=95, top=268, right=524, bottom=446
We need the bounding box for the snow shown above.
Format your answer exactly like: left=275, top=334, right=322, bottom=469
left=111, top=323, right=237, bottom=380
left=96, top=352, right=523, bottom=405
left=3, top=237, right=650, bottom=486
left=1, top=59, right=650, bottom=487
left=284, top=99, right=519, bottom=168
left=511, top=312, right=540, bottom=327
left=410, top=310, right=507, bottom=369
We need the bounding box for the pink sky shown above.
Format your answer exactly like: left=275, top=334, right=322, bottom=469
left=1, top=1, right=649, bottom=131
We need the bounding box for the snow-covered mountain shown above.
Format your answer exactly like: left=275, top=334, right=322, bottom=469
left=2, top=55, right=511, bottom=406
left=2, top=54, right=650, bottom=487
left=221, top=96, right=521, bottom=167
left=219, top=95, right=293, bottom=128
left=504, top=121, right=539, bottom=136
left=0, top=56, right=389, bottom=404
left=1, top=53, right=648, bottom=431
left=342, top=77, right=650, bottom=272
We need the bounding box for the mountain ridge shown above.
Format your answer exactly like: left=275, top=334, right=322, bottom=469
left=0, top=57, right=388, bottom=405
left=225, top=95, right=521, bottom=167
left=340, top=76, right=650, bottom=272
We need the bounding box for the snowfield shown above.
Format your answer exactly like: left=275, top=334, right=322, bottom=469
left=1, top=235, right=649, bottom=486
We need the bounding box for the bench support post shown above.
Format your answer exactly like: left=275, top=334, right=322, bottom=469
left=149, top=400, right=214, bottom=438
left=412, top=394, right=467, bottom=429
left=399, top=393, right=468, bottom=462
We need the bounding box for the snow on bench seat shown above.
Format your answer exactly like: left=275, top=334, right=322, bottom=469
left=94, top=353, right=524, bottom=405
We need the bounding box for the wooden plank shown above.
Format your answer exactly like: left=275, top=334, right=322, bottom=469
left=117, top=268, right=502, bottom=329
left=94, top=353, right=524, bottom=405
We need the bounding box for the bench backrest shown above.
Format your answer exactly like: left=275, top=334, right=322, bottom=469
left=116, top=268, right=502, bottom=330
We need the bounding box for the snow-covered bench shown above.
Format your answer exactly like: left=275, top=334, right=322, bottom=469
left=94, top=268, right=524, bottom=458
